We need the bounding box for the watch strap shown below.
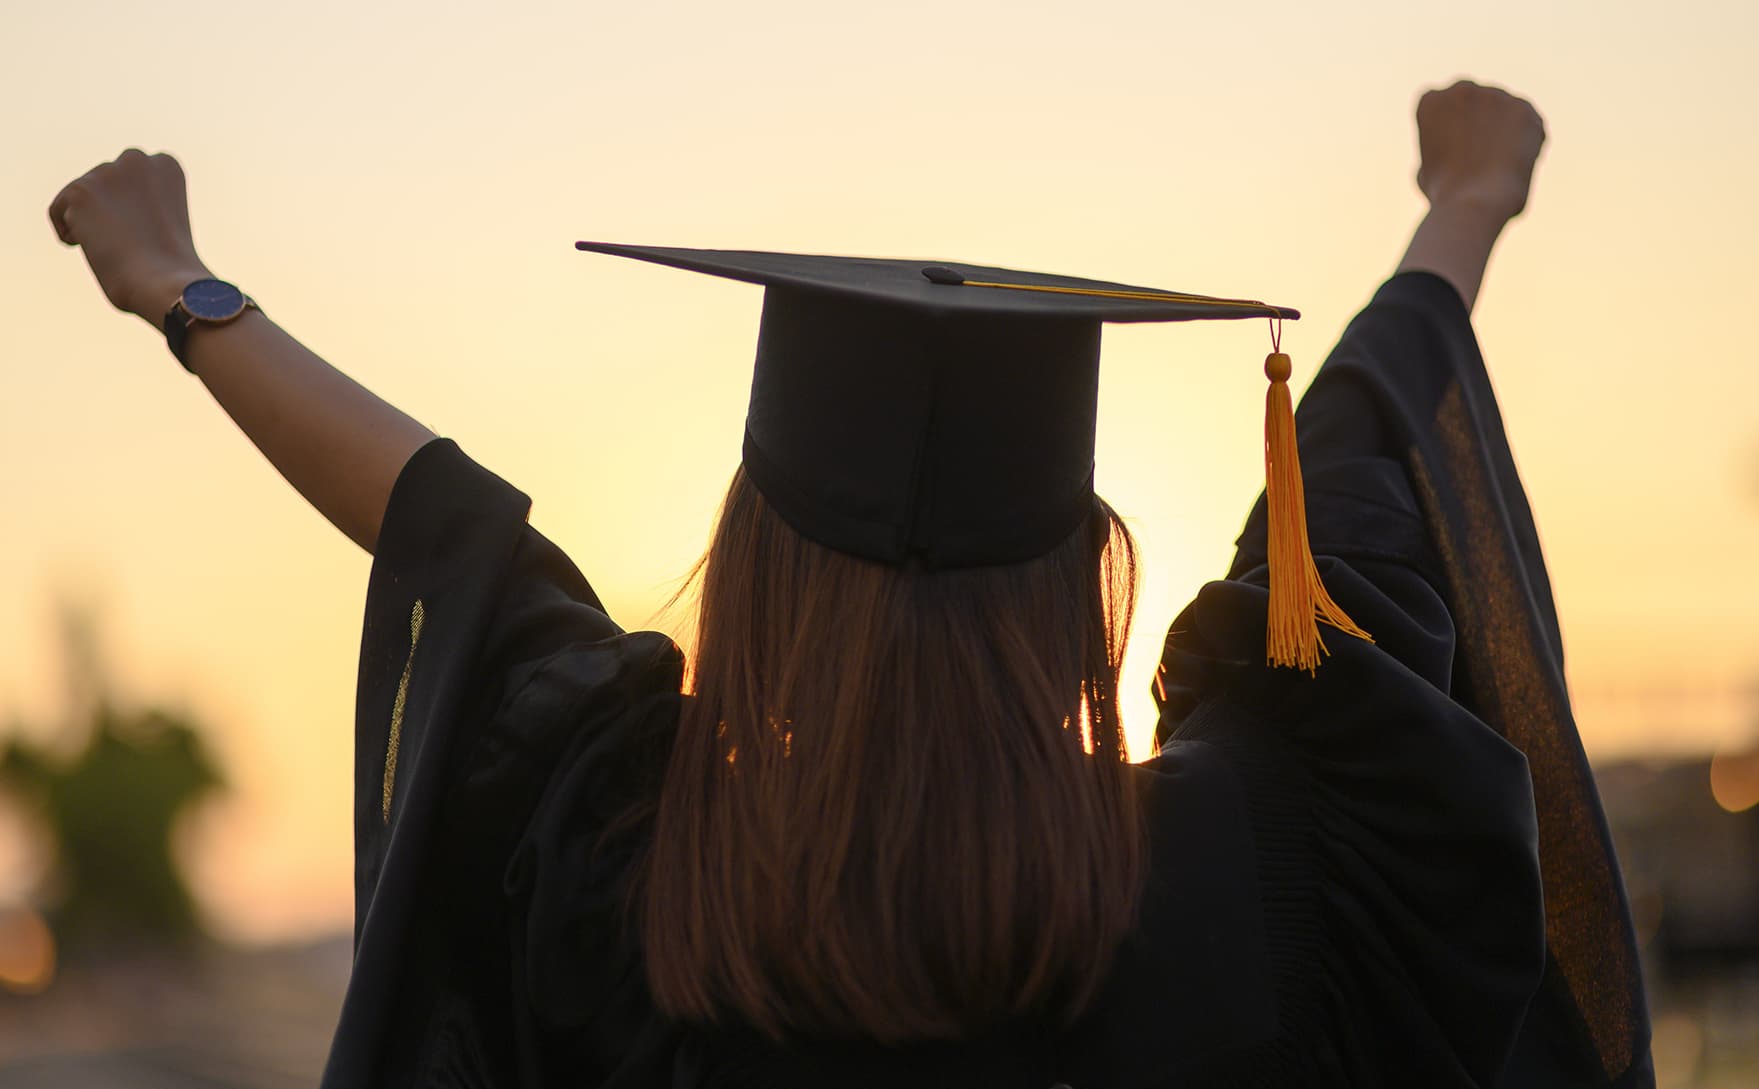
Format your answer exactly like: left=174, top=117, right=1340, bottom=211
left=163, top=301, right=195, bottom=373
left=163, top=293, right=260, bottom=373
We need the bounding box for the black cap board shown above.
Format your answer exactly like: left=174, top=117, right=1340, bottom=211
left=575, top=242, right=1299, bottom=571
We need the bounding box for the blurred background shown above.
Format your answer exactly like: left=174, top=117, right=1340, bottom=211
left=2, top=1, right=1755, bottom=1084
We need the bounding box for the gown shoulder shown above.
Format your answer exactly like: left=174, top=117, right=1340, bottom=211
left=1112, top=566, right=1545, bottom=1088
left=324, top=437, right=684, bottom=1089
left=1085, top=272, right=1552, bottom=1087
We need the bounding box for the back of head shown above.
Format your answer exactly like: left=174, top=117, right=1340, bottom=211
left=638, top=466, right=1148, bottom=1044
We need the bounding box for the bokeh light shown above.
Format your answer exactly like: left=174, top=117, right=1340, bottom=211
left=0, top=906, right=56, bottom=995
left=1708, top=747, right=1759, bottom=814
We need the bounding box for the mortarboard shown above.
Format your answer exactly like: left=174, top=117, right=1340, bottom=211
left=575, top=242, right=1370, bottom=671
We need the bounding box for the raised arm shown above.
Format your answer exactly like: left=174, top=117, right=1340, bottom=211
left=49, top=150, right=435, bottom=554
left=1396, top=79, right=1547, bottom=312
left=1209, top=79, right=1550, bottom=688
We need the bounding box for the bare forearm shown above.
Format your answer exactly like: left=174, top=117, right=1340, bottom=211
left=50, top=152, right=436, bottom=555
left=174, top=300, right=436, bottom=554
left=1395, top=200, right=1510, bottom=314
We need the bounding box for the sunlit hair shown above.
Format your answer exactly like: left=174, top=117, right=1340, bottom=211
left=635, top=465, right=1147, bottom=1044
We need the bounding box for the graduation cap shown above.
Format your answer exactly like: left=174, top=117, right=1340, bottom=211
left=575, top=242, right=1371, bottom=672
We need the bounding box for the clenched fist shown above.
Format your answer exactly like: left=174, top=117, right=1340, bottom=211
left=49, top=149, right=214, bottom=325
left=1415, top=80, right=1547, bottom=222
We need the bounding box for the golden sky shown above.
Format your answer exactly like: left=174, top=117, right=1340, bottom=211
left=3, top=0, right=1757, bottom=942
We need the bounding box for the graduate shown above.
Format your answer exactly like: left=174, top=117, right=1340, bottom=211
left=50, top=78, right=1654, bottom=1087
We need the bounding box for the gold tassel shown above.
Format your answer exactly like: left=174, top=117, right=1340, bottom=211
left=1263, top=350, right=1372, bottom=672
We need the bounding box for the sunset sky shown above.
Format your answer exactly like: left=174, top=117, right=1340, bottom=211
left=3, top=0, right=1756, bottom=942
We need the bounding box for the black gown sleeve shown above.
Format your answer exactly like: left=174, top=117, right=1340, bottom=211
left=321, top=438, right=685, bottom=1089
left=1150, top=271, right=1652, bottom=1088
left=1285, top=271, right=1652, bottom=1088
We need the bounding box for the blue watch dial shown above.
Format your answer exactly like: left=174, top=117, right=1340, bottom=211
left=181, top=278, right=246, bottom=321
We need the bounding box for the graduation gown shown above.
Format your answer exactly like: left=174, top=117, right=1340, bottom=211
left=318, top=270, right=1654, bottom=1088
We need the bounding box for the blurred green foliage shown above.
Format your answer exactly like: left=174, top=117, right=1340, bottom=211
left=0, top=604, right=223, bottom=954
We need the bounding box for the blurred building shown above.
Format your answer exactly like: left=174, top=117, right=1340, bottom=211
left=1596, top=752, right=1759, bottom=1088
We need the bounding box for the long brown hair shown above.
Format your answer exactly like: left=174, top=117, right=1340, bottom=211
left=636, top=465, right=1147, bottom=1044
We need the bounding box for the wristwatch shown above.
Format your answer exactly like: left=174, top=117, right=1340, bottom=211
left=163, top=278, right=261, bottom=372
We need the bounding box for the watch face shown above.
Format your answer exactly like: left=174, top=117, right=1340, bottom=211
left=182, top=279, right=246, bottom=321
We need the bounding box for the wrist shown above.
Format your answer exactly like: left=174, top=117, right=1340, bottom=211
left=135, top=264, right=216, bottom=324
left=1423, top=196, right=1516, bottom=234
left=1397, top=203, right=1508, bottom=314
